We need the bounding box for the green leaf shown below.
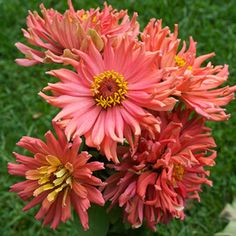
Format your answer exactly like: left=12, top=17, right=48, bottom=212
left=107, top=205, right=123, bottom=224
left=75, top=205, right=109, bottom=236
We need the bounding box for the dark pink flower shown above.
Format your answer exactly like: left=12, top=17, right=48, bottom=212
left=103, top=107, right=216, bottom=230
left=8, top=123, right=105, bottom=230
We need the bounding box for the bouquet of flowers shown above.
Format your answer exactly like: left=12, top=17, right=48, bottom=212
left=8, top=0, right=236, bottom=232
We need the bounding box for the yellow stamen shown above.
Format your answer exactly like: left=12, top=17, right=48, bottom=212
left=33, top=183, right=54, bottom=197
left=65, top=162, right=73, bottom=173
left=53, top=172, right=69, bottom=186
left=54, top=168, right=67, bottom=178
left=26, top=169, right=42, bottom=180
left=38, top=165, right=57, bottom=175
left=175, top=56, right=186, bottom=67
left=172, top=164, right=185, bottom=182
left=26, top=155, right=75, bottom=203
left=91, top=70, right=128, bottom=109
left=47, top=183, right=69, bottom=202
left=38, top=175, right=50, bottom=185
left=47, top=189, right=59, bottom=202
left=62, top=187, right=70, bottom=207
left=46, top=155, right=61, bottom=166
left=92, top=15, right=97, bottom=23
left=81, top=13, right=89, bottom=21
left=66, top=177, right=72, bottom=187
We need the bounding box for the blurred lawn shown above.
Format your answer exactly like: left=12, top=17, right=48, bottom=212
left=0, top=0, right=236, bottom=235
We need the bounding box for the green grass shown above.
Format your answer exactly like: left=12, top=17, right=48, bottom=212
left=0, top=0, right=236, bottom=235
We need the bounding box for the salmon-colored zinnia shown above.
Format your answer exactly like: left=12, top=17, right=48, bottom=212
left=103, top=106, right=216, bottom=231
left=15, top=0, right=139, bottom=66
left=172, top=40, right=236, bottom=121
left=39, top=36, right=176, bottom=163
left=142, top=19, right=236, bottom=121
left=141, top=19, right=179, bottom=69
left=8, top=123, right=105, bottom=230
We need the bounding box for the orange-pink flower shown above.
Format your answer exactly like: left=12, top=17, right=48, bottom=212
left=172, top=39, right=236, bottom=121
left=142, top=19, right=236, bottom=120
left=172, top=40, right=236, bottom=121
left=15, top=0, right=139, bottom=66
left=39, top=36, right=176, bottom=163
left=8, top=123, right=105, bottom=230
left=141, top=19, right=179, bottom=69
left=103, top=107, right=216, bottom=230
left=174, top=64, right=236, bottom=121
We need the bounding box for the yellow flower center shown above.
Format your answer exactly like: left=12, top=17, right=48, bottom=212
left=80, top=13, right=97, bottom=23
left=92, top=15, right=97, bottom=23
left=26, top=155, right=73, bottom=206
left=172, top=164, right=185, bottom=182
left=175, top=56, right=186, bottom=67
left=91, top=70, right=128, bottom=109
left=81, top=13, right=89, bottom=21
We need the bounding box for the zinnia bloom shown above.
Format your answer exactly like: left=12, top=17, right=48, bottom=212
left=39, top=36, right=176, bottom=163
left=8, top=123, right=105, bottom=230
left=15, top=0, right=139, bottom=66
left=174, top=64, right=236, bottom=121
left=103, top=106, right=216, bottom=230
left=142, top=20, right=236, bottom=120
left=141, top=19, right=180, bottom=69
left=171, top=40, right=236, bottom=121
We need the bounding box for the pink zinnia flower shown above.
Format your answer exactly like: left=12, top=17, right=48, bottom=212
left=39, top=36, right=176, bottom=163
left=171, top=39, right=236, bottom=121
left=8, top=123, right=105, bottom=230
left=142, top=20, right=236, bottom=120
left=15, top=0, right=139, bottom=66
left=141, top=19, right=180, bottom=69
left=103, top=107, right=216, bottom=231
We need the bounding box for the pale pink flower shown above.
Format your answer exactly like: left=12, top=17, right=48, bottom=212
left=39, top=36, right=176, bottom=163
left=15, top=0, right=139, bottom=66
left=103, top=107, right=216, bottom=230
left=8, top=123, right=105, bottom=230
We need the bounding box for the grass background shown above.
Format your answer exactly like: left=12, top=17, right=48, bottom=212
left=0, top=0, right=236, bottom=235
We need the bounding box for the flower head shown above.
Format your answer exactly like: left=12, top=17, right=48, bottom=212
left=168, top=38, right=236, bottom=121
left=8, top=123, right=105, bottom=230
left=142, top=20, right=236, bottom=120
left=103, top=106, right=216, bottom=230
left=171, top=39, right=236, bottom=120
left=15, top=0, right=139, bottom=66
left=39, top=36, right=176, bottom=163
left=141, top=19, right=179, bottom=69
